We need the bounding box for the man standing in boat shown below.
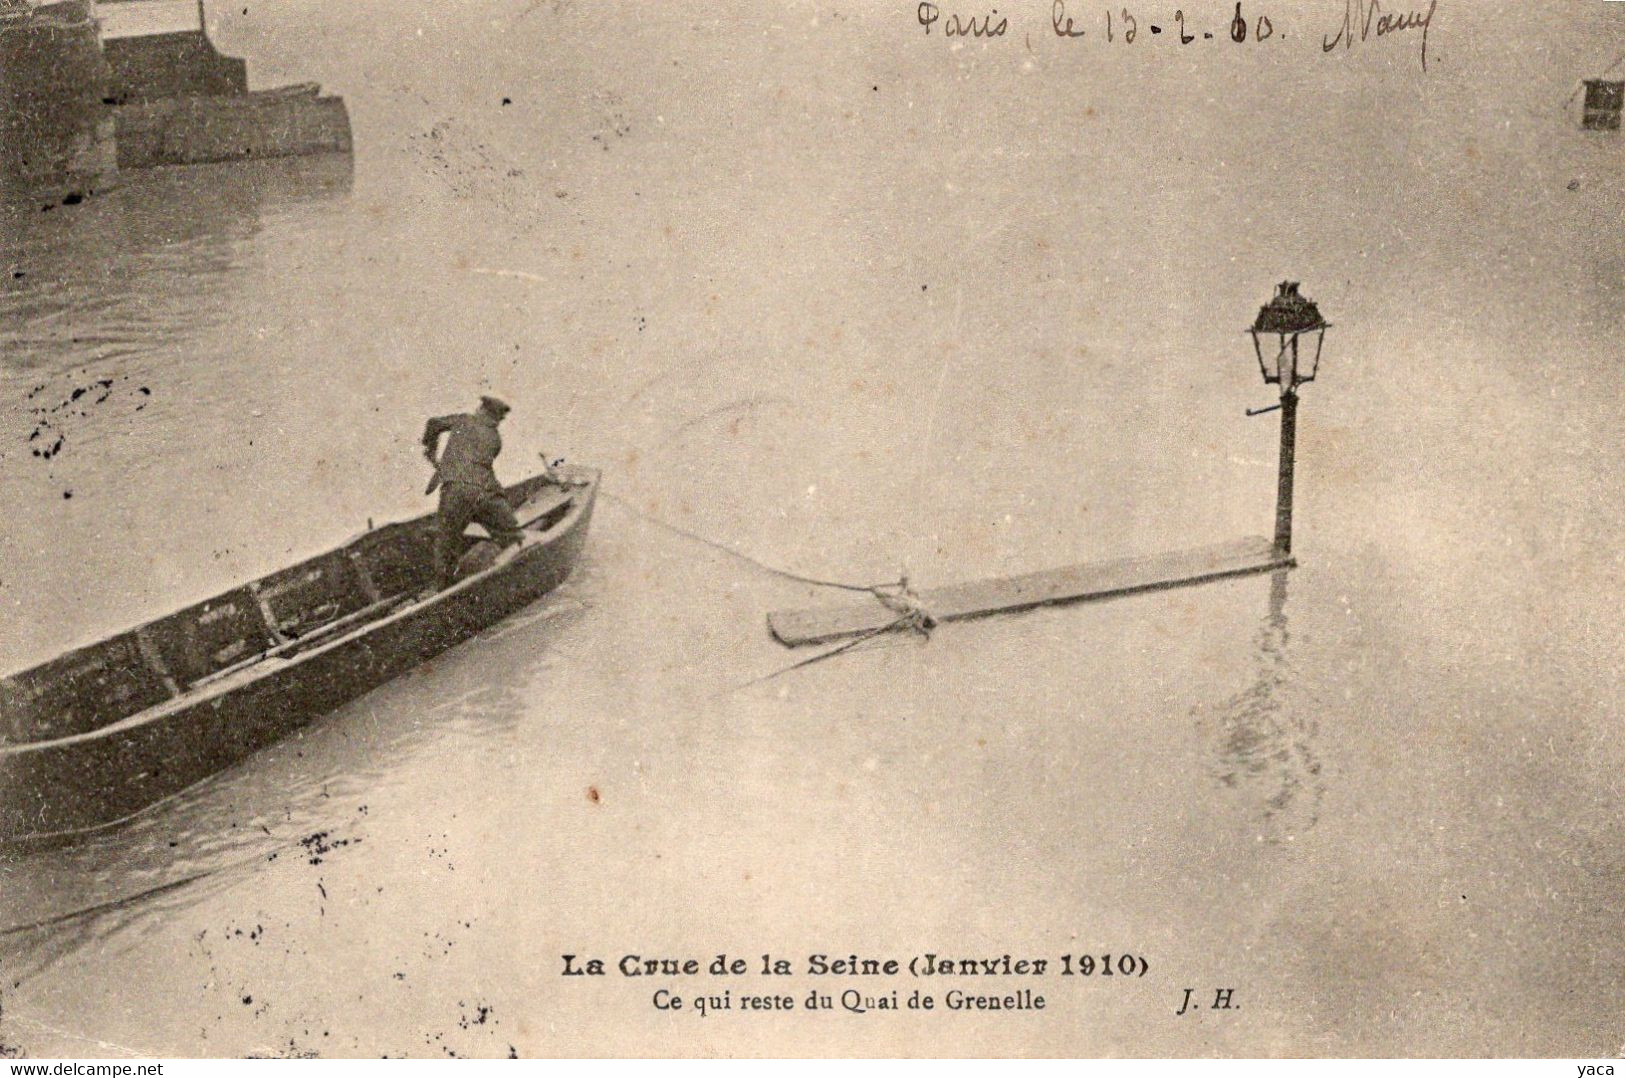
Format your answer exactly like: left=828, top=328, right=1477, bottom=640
left=422, top=395, right=524, bottom=590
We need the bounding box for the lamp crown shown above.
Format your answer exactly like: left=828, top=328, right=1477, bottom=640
left=1251, top=281, right=1327, bottom=336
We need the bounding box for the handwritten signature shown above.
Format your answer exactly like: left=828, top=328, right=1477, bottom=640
left=1323, top=0, right=1437, bottom=71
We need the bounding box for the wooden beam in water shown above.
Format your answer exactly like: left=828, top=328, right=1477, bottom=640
left=767, top=536, right=1293, bottom=647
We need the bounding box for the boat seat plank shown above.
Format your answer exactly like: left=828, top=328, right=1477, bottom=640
left=768, top=537, right=1292, bottom=646
left=253, top=549, right=373, bottom=640
left=140, top=586, right=279, bottom=688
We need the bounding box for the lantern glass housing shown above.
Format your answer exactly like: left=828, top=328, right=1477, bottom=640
left=1249, top=281, right=1328, bottom=389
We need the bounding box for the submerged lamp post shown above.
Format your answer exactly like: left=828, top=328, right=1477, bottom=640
left=1247, top=281, right=1328, bottom=557
left=765, top=281, right=1336, bottom=648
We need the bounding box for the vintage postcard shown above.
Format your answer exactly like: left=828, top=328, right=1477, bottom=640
left=1, top=0, right=1621, bottom=1060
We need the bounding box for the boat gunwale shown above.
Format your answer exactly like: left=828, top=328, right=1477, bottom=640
left=0, top=469, right=598, bottom=757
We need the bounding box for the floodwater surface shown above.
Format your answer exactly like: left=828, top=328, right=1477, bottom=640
left=1, top=0, right=1622, bottom=1057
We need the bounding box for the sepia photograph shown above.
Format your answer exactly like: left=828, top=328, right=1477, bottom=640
left=1, top=0, right=1621, bottom=1060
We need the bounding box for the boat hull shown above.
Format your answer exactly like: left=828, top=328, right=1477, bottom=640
left=0, top=472, right=595, bottom=845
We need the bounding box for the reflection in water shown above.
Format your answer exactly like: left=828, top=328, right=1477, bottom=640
left=0, top=152, right=359, bottom=674
left=1, top=155, right=353, bottom=378
left=1196, top=569, right=1324, bottom=843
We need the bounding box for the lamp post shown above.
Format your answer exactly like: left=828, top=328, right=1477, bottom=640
left=1247, top=282, right=1328, bottom=557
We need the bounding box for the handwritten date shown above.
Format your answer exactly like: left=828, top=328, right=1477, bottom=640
left=913, top=0, right=1438, bottom=72
left=1048, top=3, right=1275, bottom=44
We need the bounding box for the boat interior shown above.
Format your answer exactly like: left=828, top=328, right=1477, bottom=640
left=0, top=474, right=583, bottom=747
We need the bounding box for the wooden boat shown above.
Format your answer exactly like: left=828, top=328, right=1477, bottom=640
left=0, top=466, right=598, bottom=846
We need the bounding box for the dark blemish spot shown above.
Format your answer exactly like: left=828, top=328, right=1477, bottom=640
left=1567, top=179, right=1581, bottom=192
left=457, top=1003, right=494, bottom=1029
left=501, top=97, right=512, bottom=106
left=587, top=786, right=600, bottom=803
left=139, top=386, right=151, bottom=395
left=11, top=271, right=23, bottom=279
left=62, top=490, right=72, bottom=500
left=872, top=85, right=878, bottom=91
left=298, top=830, right=355, bottom=865
left=242, top=995, right=253, bottom=1005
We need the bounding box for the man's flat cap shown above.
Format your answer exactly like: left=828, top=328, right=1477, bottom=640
left=479, top=395, right=511, bottom=416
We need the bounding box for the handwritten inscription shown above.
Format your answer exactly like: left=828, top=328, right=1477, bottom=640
left=931, top=3, right=1282, bottom=47
left=1322, top=0, right=1438, bottom=71
left=1052, top=0, right=1087, bottom=37
left=917, top=3, right=1009, bottom=37
left=915, top=1, right=1441, bottom=70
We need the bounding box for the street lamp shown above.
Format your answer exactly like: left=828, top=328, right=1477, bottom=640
left=1246, top=281, right=1329, bottom=557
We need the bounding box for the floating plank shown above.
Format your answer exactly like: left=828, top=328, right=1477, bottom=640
left=767, top=536, right=1293, bottom=647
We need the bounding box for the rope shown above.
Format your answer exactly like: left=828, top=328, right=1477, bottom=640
left=869, top=576, right=938, bottom=635
left=727, top=581, right=937, bottom=693
left=726, top=614, right=919, bottom=693
left=0, top=816, right=381, bottom=938
left=0, top=830, right=309, bottom=939
left=601, top=489, right=939, bottom=689
left=0, top=868, right=220, bottom=938
left=600, top=489, right=897, bottom=594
